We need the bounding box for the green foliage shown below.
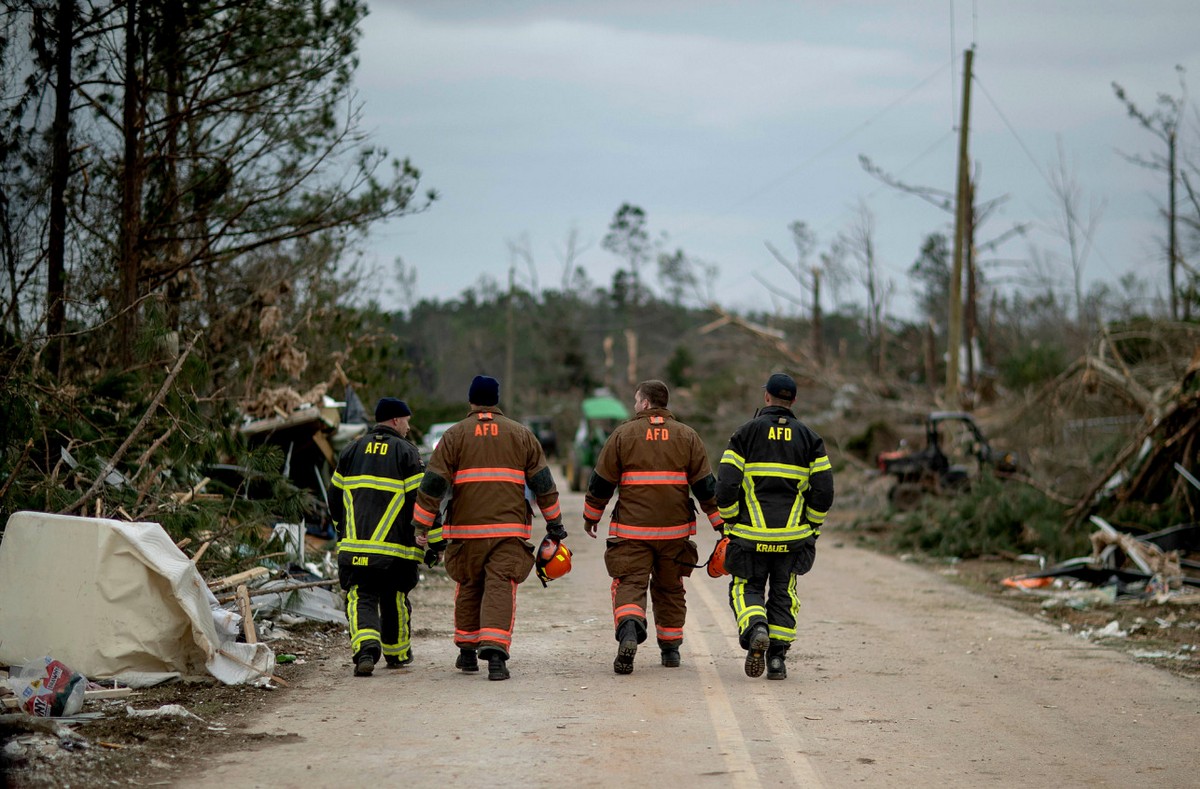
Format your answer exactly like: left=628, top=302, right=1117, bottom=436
left=998, top=341, right=1067, bottom=388
left=665, top=345, right=694, bottom=388
left=908, top=232, right=950, bottom=330
left=890, top=474, right=1084, bottom=561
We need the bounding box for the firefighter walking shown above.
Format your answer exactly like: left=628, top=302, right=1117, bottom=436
left=412, top=375, right=566, bottom=681
left=716, top=373, right=833, bottom=680
left=329, top=397, right=440, bottom=677
left=583, top=380, right=722, bottom=674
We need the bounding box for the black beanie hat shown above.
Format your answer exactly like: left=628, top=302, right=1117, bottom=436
left=374, top=397, right=412, bottom=422
left=468, top=375, right=500, bottom=406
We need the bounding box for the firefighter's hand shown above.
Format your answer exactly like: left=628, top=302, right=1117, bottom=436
left=585, top=519, right=599, bottom=539
left=424, top=545, right=443, bottom=568
left=712, top=517, right=725, bottom=532
left=415, top=530, right=429, bottom=548
left=546, top=520, right=567, bottom=542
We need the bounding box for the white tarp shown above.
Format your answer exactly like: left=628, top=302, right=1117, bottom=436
left=0, top=511, right=274, bottom=685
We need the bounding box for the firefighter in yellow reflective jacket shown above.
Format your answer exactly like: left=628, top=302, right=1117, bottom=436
left=329, top=397, right=442, bottom=677
left=716, top=373, right=834, bottom=681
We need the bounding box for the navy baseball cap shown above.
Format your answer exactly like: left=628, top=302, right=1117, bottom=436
left=763, top=373, right=797, bottom=400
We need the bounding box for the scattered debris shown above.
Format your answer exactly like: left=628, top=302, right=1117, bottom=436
left=1001, top=486, right=1200, bottom=603
left=125, top=704, right=205, bottom=724
left=0, top=512, right=274, bottom=686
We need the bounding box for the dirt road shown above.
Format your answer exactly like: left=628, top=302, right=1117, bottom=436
left=179, top=483, right=1198, bottom=788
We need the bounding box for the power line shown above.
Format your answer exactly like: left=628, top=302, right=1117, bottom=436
left=973, top=74, right=1049, bottom=185
left=715, top=60, right=952, bottom=218
left=973, top=73, right=1119, bottom=274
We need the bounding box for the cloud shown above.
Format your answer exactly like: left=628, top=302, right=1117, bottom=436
left=358, top=8, right=932, bottom=131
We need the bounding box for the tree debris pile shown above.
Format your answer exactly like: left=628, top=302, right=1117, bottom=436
left=999, top=322, right=1200, bottom=531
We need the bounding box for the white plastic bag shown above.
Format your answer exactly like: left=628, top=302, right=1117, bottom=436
left=7, top=656, right=87, bottom=716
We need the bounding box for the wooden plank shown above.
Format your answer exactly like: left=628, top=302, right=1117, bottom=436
left=191, top=540, right=212, bottom=563
left=311, top=430, right=336, bottom=468
left=214, top=578, right=339, bottom=604
left=207, top=566, right=269, bottom=593
left=236, top=585, right=257, bottom=644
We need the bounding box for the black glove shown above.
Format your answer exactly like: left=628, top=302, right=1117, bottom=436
left=546, top=520, right=567, bottom=541
left=424, top=542, right=445, bottom=568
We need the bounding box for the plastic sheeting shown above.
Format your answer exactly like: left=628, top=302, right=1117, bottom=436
left=0, top=511, right=274, bottom=686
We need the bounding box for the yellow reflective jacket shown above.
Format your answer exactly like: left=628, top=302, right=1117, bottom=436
left=716, top=406, right=834, bottom=546
left=329, top=424, right=436, bottom=573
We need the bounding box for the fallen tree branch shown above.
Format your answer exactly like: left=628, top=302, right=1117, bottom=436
left=1006, top=473, right=1077, bottom=506
left=0, top=438, right=34, bottom=502
left=214, top=578, right=339, bottom=604
left=1067, top=389, right=1200, bottom=530
left=58, top=332, right=201, bottom=516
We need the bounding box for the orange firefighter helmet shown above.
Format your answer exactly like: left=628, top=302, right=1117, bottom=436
left=536, top=538, right=573, bottom=584
left=706, top=537, right=730, bottom=578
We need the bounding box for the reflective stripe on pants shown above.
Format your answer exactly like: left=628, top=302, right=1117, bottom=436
left=604, top=537, right=695, bottom=649
left=727, top=551, right=801, bottom=648
left=344, top=564, right=419, bottom=661
left=443, top=537, right=535, bottom=658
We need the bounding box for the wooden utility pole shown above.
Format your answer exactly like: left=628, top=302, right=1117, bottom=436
left=946, top=47, right=974, bottom=404
left=965, top=174, right=977, bottom=393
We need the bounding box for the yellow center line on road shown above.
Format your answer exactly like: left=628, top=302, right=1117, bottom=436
left=687, top=599, right=761, bottom=788
left=692, top=576, right=825, bottom=788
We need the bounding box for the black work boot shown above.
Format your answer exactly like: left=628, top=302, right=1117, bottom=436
left=354, top=653, right=376, bottom=677
left=766, top=645, right=787, bottom=680
left=614, top=620, right=639, bottom=675
left=482, top=649, right=510, bottom=681
left=455, top=648, right=479, bottom=673
left=385, top=652, right=413, bottom=669
left=744, top=623, right=769, bottom=678
left=660, top=647, right=681, bottom=668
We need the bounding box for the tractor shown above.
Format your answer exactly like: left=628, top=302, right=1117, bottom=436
left=564, top=395, right=629, bottom=492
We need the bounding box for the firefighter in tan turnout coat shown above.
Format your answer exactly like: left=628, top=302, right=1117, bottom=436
left=583, top=380, right=722, bottom=674
left=412, top=375, right=565, bottom=681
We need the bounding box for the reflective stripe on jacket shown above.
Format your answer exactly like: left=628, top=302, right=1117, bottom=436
left=414, top=406, right=559, bottom=541
left=328, top=424, right=430, bottom=569
left=584, top=407, right=720, bottom=540
left=716, top=405, right=834, bottom=545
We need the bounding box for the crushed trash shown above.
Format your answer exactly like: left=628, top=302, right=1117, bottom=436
left=4, top=658, right=87, bottom=717
left=125, top=704, right=206, bottom=723
left=1131, top=645, right=1198, bottom=661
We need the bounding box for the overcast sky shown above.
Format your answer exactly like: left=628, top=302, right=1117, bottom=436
left=352, top=1, right=1200, bottom=318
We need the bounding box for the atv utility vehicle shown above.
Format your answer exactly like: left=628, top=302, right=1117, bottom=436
left=876, top=411, right=1019, bottom=510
